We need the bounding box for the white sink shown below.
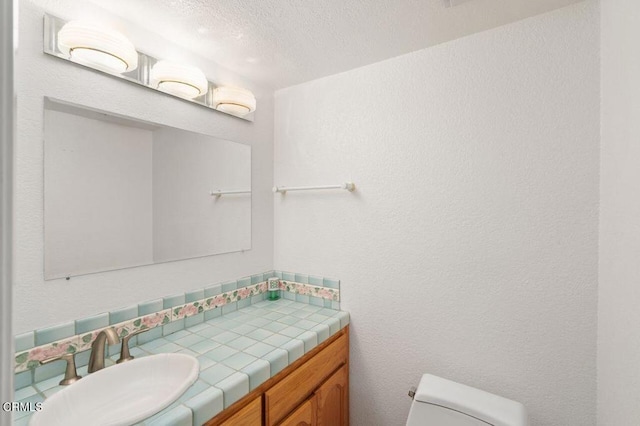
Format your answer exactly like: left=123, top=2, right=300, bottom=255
left=30, top=353, right=199, bottom=426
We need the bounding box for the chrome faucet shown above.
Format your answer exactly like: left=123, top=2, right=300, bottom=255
left=88, top=328, right=120, bottom=373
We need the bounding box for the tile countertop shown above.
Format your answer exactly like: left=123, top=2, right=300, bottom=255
left=13, top=300, right=350, bottom=426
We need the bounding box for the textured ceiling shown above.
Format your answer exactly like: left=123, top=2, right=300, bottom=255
left=87, top=0, right=584, bottom=89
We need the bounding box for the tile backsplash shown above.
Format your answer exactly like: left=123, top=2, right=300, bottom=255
left=13, top=270, right=340, bottom=389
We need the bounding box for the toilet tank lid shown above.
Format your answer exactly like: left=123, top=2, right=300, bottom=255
left=413, top=374, right=528, bottom=426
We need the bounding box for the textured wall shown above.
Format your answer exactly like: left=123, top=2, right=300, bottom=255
left=273, top=2, right=599, bottom=425
left=598, top=0, right=640, bottom=424
left=15, top=0, right=273, bottom=332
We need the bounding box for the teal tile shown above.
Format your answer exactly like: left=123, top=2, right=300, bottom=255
left=335, top=311, right=350, bottom=328
left=163, top=294, right=186, bottom=309
left=323, top=317, right=341, bottom=335
left=35, top=322, right=74, bottom=346
left=204, top=284, right=222, bottom=298
left=163, top=318, right=185, bottom=336
left=227, top=336, right=258, bottom=351
left=295, top=294, right=310, bottom=304
left=295, top=319, right=317, bottom=330
left=185, top=289, right=204, bottom=303
left=251, top=294, right=266, bottom=304
left=137, top=326, right=162, bottom=344
left=147, top=404, right=192, bottom=426
left=204, top=308, right=222, bottom=321
left=275, top=271, right=283, bottom=279
left=263, top=333, right=289, bottom=347
left=309, top=296, right=324, bottom=307
left=183, top=387, right=224, bottom=426
left=109, top=305, right=138, bottom=325
left=280, top=326, right=304, bottom=338
left=237, top=298, right=251, bottom=309
left=264, top=348, right=288, bottom=376
left=74, top=349, right=91, bottom=367
left=148, top=342, right=182, bottom=354
left=290, top=309, right=313, bottom=319
left=241, top=359, right=270, bottom=391
left=237, top=277, right=251, bottom=288
left=75, top=312, right=109, bottom=334
left=298, top=331, right=318, bottom=353
left=283, top=292, right=296, bottom=301
left=13, top=416, right=30, bottom=426
left=294, top=274, right=309, bottom=284
left=185, top=313, right=204, bottom=328
left=200, top=363, right=235, bottom=385
left=204, top=345, right=238, bottom=362
left=262, top=321, right=287, bottom=334
left=14, top=385, right=36, bottom=400
left=138, top=299, right=163, bottom=316
left=215, top=372, right=249, bottom=408
left=177, top=348, right=198, bottom=358
left=309, top=324, right=330, bottom=343
left=186, top=322, right=210, bottom=333
left=332, top=301, right=341, bottom=310
left=281, top=339, right=304, bottom=363
left=196, top=325, right=225, bottom=339
left=323, top=278, right=340, bottom=289
left=250, top=274, right=261, bottom=285
left=139, top=337, right=170, bottom=352
left=308, top=275, right=323, bottom=286
left=174, top=334, right=206, bottom=348
left=246, top=328, right=273, bottom=341
left=15, top=332, right=34, bottom=352
left=229, top=324, right=256, bottom=335
left=324, top=299, right=333, bottom=308
left=42, top=385, right=64, bottom=398
left=196, top=355, right=216, bottom=371
left=282, top=271, right=295, bottom=281
left=178, top=380, right=209, bottom=402
left=278, top=316, right=299, bottom=326
left=221, top=302, right=237, bottom=315
left=34, top=374, right=63, bottom=392
left=221, top=352, right=257, bottom=370
left=211, top=331, right=241, bottom=345
left=221, top=280, right=237, bottom=293
left=244, top=342, right=276, bottom=358
left=190, top=339, right=220, bottom=355
left=14, top=370, right=33, bottom=390
left=247, top=317, right=270, bottom=328
left=33, top=360, right=65, bottom=383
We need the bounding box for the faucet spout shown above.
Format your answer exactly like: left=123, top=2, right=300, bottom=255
left=88, top=328, right=120, bottom=373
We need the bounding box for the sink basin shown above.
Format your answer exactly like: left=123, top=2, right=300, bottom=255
left=30, top=353, right=199, bottom=426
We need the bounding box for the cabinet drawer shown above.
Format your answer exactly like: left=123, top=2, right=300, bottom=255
left=221, top=396, right=262, bottom=425
left=265, top=333, right=348, bottom=425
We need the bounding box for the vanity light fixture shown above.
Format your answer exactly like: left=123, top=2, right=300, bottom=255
left=149, top=61, right=209, bottom=100
left=212, top=86, right=257, bottom=117
left=57, top=21, right=138, bottom=74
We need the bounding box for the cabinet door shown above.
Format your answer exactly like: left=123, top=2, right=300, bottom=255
left=222, top=396, right=262, bottom=425
left=315, top=366, right=348, bottom=426
left=278, top=396, right=316, bottom=426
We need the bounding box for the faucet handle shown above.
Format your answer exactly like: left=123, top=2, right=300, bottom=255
left=40, top=353, right=82, bottom=385
left=116, top=328, right=150, bottom=364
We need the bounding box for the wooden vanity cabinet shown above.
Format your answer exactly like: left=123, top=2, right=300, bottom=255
left=205, top=326, right=349, bottom=426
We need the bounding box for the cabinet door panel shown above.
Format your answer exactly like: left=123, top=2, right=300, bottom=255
left=316, top=365, right=348, bottom=426
left=278, top=396, right=316, bottom=426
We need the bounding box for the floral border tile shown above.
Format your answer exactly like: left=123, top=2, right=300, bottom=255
left=15, top=336, right=80, bottom=373
left=280, top=281, right=340, bottom=301
left=172, top=302, right=205, bottom=321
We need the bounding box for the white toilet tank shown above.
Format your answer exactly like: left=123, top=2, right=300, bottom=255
left=406, top=374, right=528, bottom=426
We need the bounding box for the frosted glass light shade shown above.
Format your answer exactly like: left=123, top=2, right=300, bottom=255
left=212, top=87, right=256, bottom=116
left=149, top=61, right=209, bottom=99
left=57, top=21, right=138, bottom=74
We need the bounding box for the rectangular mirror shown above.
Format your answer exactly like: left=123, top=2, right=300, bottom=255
left=44, top=98, right=251, bottom=279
